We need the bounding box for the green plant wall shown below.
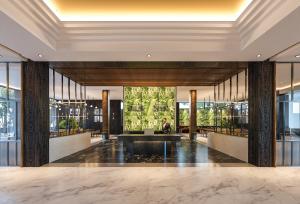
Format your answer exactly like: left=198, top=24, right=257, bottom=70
left=124, top=87, right=175, bottom=131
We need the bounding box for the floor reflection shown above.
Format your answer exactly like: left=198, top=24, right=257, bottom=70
left=53, top=139, right=246, bottom=165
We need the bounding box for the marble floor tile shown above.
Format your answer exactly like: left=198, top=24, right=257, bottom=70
left=1, top=167, right=300, bottom=204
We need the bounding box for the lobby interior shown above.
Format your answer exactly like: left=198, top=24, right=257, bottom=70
left=1, top=0, right=300, bottom=203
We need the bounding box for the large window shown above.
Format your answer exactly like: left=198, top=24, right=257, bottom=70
left=49, top=68, right=87, bottom=137
left=179, top=102, right=189, bottom=126
left=214, top=101, right=248, bottom=137
left=276, top=63, right=300, bottom=166
left=0, top=63, right=22, bottom=166
left=178, top=101, right=248, bottom=137
left=178, top=69, right=248, bottom=137
left=1, top=64, right=22, bottom=134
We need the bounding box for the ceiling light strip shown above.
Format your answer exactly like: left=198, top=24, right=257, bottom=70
left=42, top=0, right=253, bottom=22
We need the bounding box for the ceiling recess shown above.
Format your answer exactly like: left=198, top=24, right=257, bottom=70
left=43, top=0, right=253, bottom=21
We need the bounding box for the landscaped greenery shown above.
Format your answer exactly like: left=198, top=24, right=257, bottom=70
left=124, top=87, right=175, bottom=131
left=59, top=117, right=79, bottom=130
left=179, top=106, right=215, bottom=127
left=179, top=109, right=189, bottom=126
left=197, top=108, right=214, bottom=126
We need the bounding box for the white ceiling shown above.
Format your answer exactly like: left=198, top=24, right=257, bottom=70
left=177, top=86, right=215, bottom=102
left=271, top=43, right=300, bottom=62
left=276, top=63, right=300, bottom=93
left=0, top=0, right=299, bottom=62
left=0, top=45, right=24, bottom=62
left=86, top=86, right=123, bottom=100
left=86, top=86, right=218, bottom=102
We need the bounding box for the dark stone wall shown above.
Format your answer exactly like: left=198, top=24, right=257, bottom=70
left=110, top=100, right=122, bottom=134
left=248, top=61, right=276, bottom=167
left=86, top=100, right=122, bottom=134
left=22, top=61, right=49, bottom=167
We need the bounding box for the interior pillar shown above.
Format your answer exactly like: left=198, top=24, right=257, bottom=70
left=189, top=90, right=197, bottom=140
left=248, top=61, right=276, bottom=167
left=102, top=90, right=110, bottom=139
left=176, top=102, right=180, bottom=133
left=110, top=100, right=122, bottom=134
left=22, top=61, right=49, bottom=167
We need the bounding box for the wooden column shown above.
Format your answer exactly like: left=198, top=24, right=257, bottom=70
left=189, top=90, right=197, bottom=140
left=22, top=61, right=49, bottom=167
left=176, top=102, right=180, bottom=133
left=102, top=90, right=110, bottom=139
left=248, top=61, right=276, bottom=167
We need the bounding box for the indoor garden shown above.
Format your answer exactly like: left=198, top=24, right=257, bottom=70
left=179, top=101, right=248, bottom=137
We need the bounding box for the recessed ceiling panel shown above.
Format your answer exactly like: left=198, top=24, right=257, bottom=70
left=52, top=62, right=246, bottom=86
left=43, top=0, right=252, bottom=21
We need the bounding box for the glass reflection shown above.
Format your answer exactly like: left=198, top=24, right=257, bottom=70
left=178, top=101, right=248, bottom=137
left=0, top=63, right=21, bottom=141
left=49, top=68, right=87, bottom=137
left=0, top=63, right=21, bottom=166
left=276, top=63, right=300, bottom=166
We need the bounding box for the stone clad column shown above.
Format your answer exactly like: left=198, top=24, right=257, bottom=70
left=189, top=90, right=197, bottom=140
left=102, top=90, right=110, bottom=139
left=23, top=61, right=49, bottom=167
left=248, top=61, right=275, bottom=167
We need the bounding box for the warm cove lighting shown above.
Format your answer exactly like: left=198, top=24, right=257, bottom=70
left=277, top=82, right=300, bottom=91
left=43, top=0, right=253, bottom=21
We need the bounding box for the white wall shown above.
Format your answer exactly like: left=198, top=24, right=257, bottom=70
left=207, top=132, right=248, bottom=162
left=86, top=86, right=123, bottom=100
left=49, top=132, right=91, bottom=162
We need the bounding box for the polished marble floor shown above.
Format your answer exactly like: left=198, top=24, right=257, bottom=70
left=52, top=139, right=246, bottom=166
left=1, top=167, right=300, bottom=204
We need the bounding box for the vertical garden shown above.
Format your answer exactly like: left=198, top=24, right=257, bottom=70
left=124, top=87, right=176, bottom=131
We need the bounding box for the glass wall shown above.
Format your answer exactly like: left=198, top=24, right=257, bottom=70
left=0, top=63, right=22, bottom=166
left=178, top=101, right=248, bottom=137
left=178, top=69, right=248, bottom=137
left=49, top=68, right=87, bottom=137
left=276, top=63, right=300, bottom=166
left=214, top=101, right=248, bottom=137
